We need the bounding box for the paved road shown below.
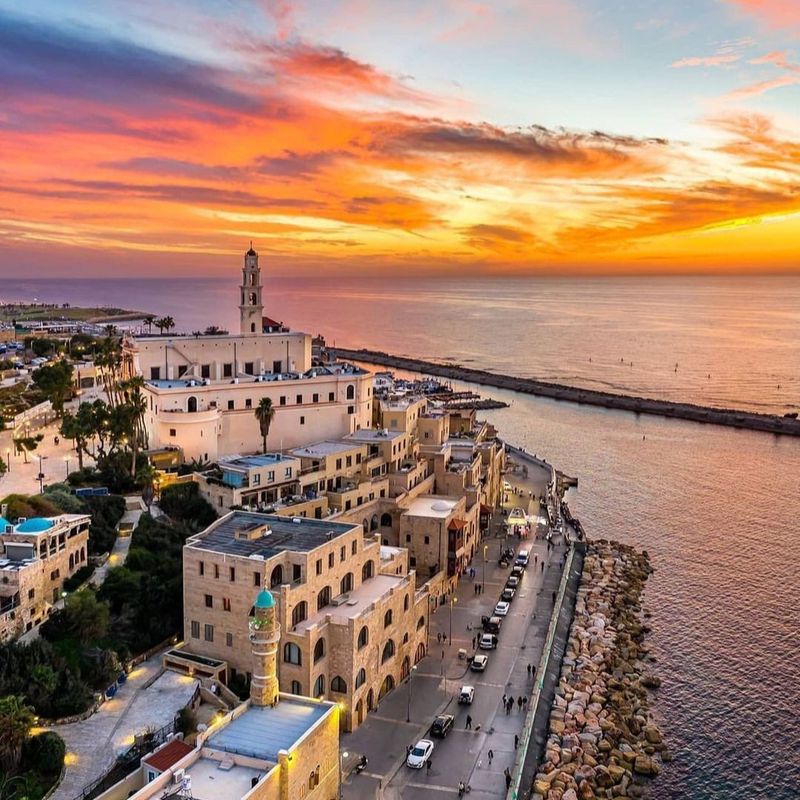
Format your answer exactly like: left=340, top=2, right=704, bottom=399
left=342, top=462, right=567, bottom=800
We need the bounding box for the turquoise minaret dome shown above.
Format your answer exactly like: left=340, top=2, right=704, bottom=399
left=254, top=589, right=276, bottom=609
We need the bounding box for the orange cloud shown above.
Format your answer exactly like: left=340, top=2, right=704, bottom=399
left=725, top=73, right=800, bottom=98
left=726, top=0, right=800, bottom=30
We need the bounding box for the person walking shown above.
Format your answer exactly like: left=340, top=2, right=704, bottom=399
left=488, top=749, right=494, bottom=765
left=514, top=734, right=519, bottom=749
left=502, top=693, right=507, bottom=708
left=458, top=781, right=466, bottom=798
left=527, top=663, right=532, bottom=678
left=522, top=696, right=528, bottom=711
left=442, top=633, right=447, bottom=644
left=437, top=632, right=442, bottom=644
left=505, top=768, right=512, bottom=789
left=517, top=696, right=523, bottom=712
left=427, top=759, right=432, bottom=774
left=466, top=714, right=473, bottom=730
left=472, top=635, right=476, bottom=649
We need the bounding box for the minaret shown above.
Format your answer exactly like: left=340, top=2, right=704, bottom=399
left=250, top=589, right=280, bottom=706
left=239, top=243, right=263, bottom=335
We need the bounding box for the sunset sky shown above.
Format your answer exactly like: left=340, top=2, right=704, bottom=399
left=1, top=0, right=799, bottom=276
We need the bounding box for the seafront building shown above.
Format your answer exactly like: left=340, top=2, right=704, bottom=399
left=96, top=588, right=341, bottom=800
left=124, top=247, right=373, bottom=461
left=0, top=513, right=90, bottom=641
left=177, top=513, right=428, bottom=732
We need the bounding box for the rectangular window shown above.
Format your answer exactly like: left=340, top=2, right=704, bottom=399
left=254, top=572, right=261, bottom=586
left=424, top=536, right=430, bottom=544
left=312, top=393, right=319, bottom=403
left=328, top=553, right=334, bottom=568
left=296, top=394, right=303, bottom=404
left=169, top=428, right=176, bottom=437
left=406, top=534, right=411, bottom=542
left=227, top=400, right=234, bottom=410
left=346, top=456, right=352, bottom=467
left=253, top=473, right=260, bottom=486
left=245, top=398, right=252, bottom=409
left=328, top=392, right=335, bottom=402
left=214, top=564, right=220, bottom=579
left=205, top=594, right=213, bottom=608
left=284, top=467, right=292, bottom=478
left=267, top=470, right=274, bottom=481
left=280, top=396, right=286, bottom=406
left=223, top=362, right=233, bottom=378
left=226, top=632, right=233, bottom=647
left=351, top=540, right=357, bottom=555
left=150, top=366, right=160, bottom=380
left=336, top=458, right=342, bottom=470
left=245, top=361, right=254, bottom=374
left=204, top=624, right=214, bottom=642
left=191, top=620, right=200, bottom=638
left=292, top=564, right=302, bottom=582
left=229, top=566, right=236, bottom=581
left=199, top=561, right=204, bottom=576
left=340, top=546, right=346, bottom=562
left=348, top=405, right=354, bottom=414
left=345, top=500, right=351, bottom=511
left=178, top=365, right=188, bottom=377
left=316, top=559, right=322, bottom=575
left=272, top=359, right=282, bottom=373
left=223, top=597, right=232, bottom=612
left=201, top=364, right=211, bottom=379
left=356, top=453, right=362, bottom=464
left=300, top=416, right=305, bottom=425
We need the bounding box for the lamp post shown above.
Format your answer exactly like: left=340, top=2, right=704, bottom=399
left=406, top=665, right=417, bottom=722
left=482, top=544, right=488, bottom=591
left=37, top=454, right=48, bottom=494
left=5, top=448, right=10, bottom=473
left=64, top=455, right=70, bottom=479
left=449, top=596, right=457, bottom=644
left=339, top=750, right=349, bottom=800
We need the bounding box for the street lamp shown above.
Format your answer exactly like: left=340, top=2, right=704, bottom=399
left=339, top=750, right=349, bottom=800
left=64, top=455, right=70, bottom=479
left=37, top=454, right=48, bottom=494
left=406, top=665, right=418, bottom=722
left=482, top=544, right=488, bottom=591
left=5, top=448, right=10, bottom=473
left=449, top=596, right=457, bottom=645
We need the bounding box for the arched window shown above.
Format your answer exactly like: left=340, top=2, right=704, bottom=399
left=357, top=626, right=369, bottom=649
left=249, top=292, right=257, bottom=305
left=355, top=668, right=366, bottom=689
left=380, top=512, right=392, bottom=527
left=340, top=572, right=353, bottom=594
left=346, top=384, right=355, bottom=400
left=370, top=515, right=379, bottom=531
left=312, top=674, right=325, bottom=697
left=362, top=519, right=369, bottom=533
left=283, top=643, right=301, bottom=665
left=381, top=639, right=395, bottom=664
left=69, top=553, right=74, bottom=570
left=290, top=680, right=302, bottom=695
left=187, top=396, right=198, bottom=413
left=362, top=560, right=374, bottom=581
left=417, top=615, right=425, bottom=630
left=331, top=675, right=347, bottom=693
left=404, top=595, right=410, bottom=611
left=317, top=586, right=331, bottom=611
left=403, top=633, right=409, bottom=644
left=383, top=609, right=393, bottom=628
left=291, top=601, right=307, bottom=627
left=313, top=638, right=326, bottom=663
left=270, top=564, right=283, bottom=588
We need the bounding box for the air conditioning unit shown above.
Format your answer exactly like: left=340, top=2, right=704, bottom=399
left=330, top=594, right=350, bottom=607
left=173, top=769, right=185, bottom=785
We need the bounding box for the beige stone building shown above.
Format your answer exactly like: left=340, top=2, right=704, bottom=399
left=98, top=587, right=341, bottom=800
left=124, top=247, right=373, bottom=462
left=0, top=514, right=90, bottom=641
left=181, top=512, right=428, bottom=732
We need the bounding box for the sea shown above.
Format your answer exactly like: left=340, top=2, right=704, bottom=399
left=3, top=274, right=799, bottom=799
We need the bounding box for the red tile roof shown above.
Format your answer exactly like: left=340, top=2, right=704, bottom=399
left=142, top=739, right=193, bottom=773
left=448, top=518, right=467, bottom=530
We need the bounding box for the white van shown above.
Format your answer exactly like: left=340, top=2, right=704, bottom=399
left=515, top=550, right=530, bottom=567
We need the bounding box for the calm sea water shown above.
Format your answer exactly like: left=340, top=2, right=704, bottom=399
left=3, top=275, right=799, bottom=798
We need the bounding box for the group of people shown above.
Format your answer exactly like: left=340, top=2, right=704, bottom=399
left=501, top=692, right=528, bottom=715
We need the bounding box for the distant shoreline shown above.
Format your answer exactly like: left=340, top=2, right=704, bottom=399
left=0, top=303, right=150, bottom=325
left=333, top=347, right=800, bottom=438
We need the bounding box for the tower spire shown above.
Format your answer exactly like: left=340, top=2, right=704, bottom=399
left=239, top=244, right=263, bottom=335
left=250, top=589, right=280, bottom=707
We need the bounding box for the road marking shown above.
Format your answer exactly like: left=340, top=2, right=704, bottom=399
left=407, top=782, right=459, bottom=793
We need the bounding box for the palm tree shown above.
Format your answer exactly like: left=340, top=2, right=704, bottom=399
left=121, top=376, right=148, bottom=476
left=254, top=397, right=275, bottom=454
left=162, top=316, right=175, bottom=334
left=0, top=696, right=35, bottom=774
left=144, top=316, right=155, bottom=334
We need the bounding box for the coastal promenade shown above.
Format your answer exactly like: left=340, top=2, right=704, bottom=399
left=332, top=348, right=800, bottom=437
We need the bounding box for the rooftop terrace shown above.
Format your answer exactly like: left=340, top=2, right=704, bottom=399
left=402, top=495, right=462, bottom=519
left=291, top=441, right=359, bottom=458
left=219, top=454, right=297, bottom=470
left=188, top=512, right=357, bottom=559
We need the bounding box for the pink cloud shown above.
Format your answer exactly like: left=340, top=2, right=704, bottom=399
left=671, top=53, right=741, bottom=68
left=726, top=1, right=800, bottom=31
left=726, top=73, right=800, bottom=98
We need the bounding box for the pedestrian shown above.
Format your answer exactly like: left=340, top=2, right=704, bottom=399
left=466, top=714, right=472, bottom=730
left=472, top=635, right=476, bottom=649
left=502, top=693, right=507, bottom=707
left=442, top=633, right=447, bottom=644
left=488, top=749, right=494, bottom=765
left=514, top=734, right=519, bottom=749
left=526, top=663, right=532, bottom=678
left=517, top=696, right=523, bottom=711
left=522, top=696, right=528, bottom=710
left=552, top=590, right=557, bottom=604
left=437, top=632, right=442, bottom=644
left=458, top=781, right=466, bottom=798
left=531, top=665, right=536, bottom=678
left=540, top=562, right=544, bottom=573
left=427, top=759, right=432, bottom=773
left=505, top=769, right=512, bottom=789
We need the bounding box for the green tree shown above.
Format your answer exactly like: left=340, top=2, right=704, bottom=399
left=144, top=316, right=155, bottom=334
left=61, top=591, right=109, bottom=644
left=254, top=397, right=275, bottom=454
left=0, top=696, right=35, bottom=774
left=153, top=317, right=174, bottom=335
left=12, top=435, right=43, bottom=465
left=31, top=361, right=74, bottom=415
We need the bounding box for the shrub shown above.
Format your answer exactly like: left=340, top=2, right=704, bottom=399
left=177, top=707, right=196, bottom=737
left=83, top=495, right=126, bottom=555
left=62, top=564, right=94, bottom=593
left=159, top=482, right=217, bottom=531
left=22, top=731, right=65, bottom=777
left=0, top=493, right=60, bottom=520
left=43, top=489, right=86, bottom=514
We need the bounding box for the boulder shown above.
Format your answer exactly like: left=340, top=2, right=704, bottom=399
left=633, top=755, right=660, bottom=776
left=644, top=726, right=662, bottom=744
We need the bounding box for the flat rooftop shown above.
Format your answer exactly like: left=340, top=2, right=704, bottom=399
left=294, top=573, right=407, bottom=632
left=184, top=755, right=266, bottom=800
left=220, top=454, right=297, bottom=469
left=189, top=512, right=357, bottom=558
left=291, top=441, right=359, bottom=458
left=209, top=698, right=330, bottom=761
left=403, top=495, right=462, bottom=519
left=345, top=428, right=405, bottom=442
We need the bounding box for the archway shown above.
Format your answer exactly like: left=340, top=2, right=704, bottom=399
left=378, top=674, right=395, bottom=700
left=401, top=656, right=410, bottom=680
left=380, top=512, right=392, bottom=527
left=187, top=396, right=198, bottom=413
left=414, top=643, right=426, bottom=664
left=270, top=564, right=283, bottom=588
left=355, top=699, right=364, bottom=725
left=370, top=514, right=379, bottom=531
left=366, top=688, right=374, bottom=711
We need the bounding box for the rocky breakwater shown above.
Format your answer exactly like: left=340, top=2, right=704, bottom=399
left=533, top=540, right=667, bottom=800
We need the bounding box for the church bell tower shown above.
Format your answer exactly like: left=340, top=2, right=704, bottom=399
left=249, top=589, right=280, bottom=707
left=240, top=243, right=263, bottom=335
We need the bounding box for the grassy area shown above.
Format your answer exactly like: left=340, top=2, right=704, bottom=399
left=0, top=304, right=148, bottom=323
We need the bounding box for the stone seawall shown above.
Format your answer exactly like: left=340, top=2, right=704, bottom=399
left=334, top=348, right=800, bottom=437
left=532, top=540, right=666, bottom=800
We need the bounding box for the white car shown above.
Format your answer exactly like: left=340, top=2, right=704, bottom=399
left=406, top=739, right=434, bottom=769
left=494, top=601, right=510, bottom=616
left=471, top=654, right=489, bottom=672
left=479, top=633, right=498, bottom=650
left=508, top=507, right=525, bottom=521
left=458, top=685, right=475, bottom=704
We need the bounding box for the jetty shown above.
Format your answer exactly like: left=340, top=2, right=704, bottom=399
left=332, top=347, right=800, bottom=437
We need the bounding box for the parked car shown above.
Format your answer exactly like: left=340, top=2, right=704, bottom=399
left=431, top=714, right=455, bottom=738
left=508, top=508, right=525, bottom=521
left=511, top=565, right=524, bottom=578
left=479, top=633, right=498, bottom=650
left=494, top=601, right=510, bottom=617
left=406, top=739, right=434, bottom=769
left=458, top=686, right=475, bottom=704
left=481, top=615, right=502, bottom=634
left=501, top=587, right=516, bottom=602
left=471, top=654, right=489, bottom=672
left=515, top=549, right=530, bottom=566
left=506, top=576, right=520, bottom=589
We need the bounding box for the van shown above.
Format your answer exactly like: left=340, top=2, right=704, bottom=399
left=515, top=550, right=530, bottom=566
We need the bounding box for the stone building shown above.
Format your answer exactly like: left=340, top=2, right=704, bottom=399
left=97, top=587, right=341, bottom=800
left=0, top=514, right=90, bottom=641
left=124, top=247, right=373, bottom=461
left=181, top=512, right=428, bottom=731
